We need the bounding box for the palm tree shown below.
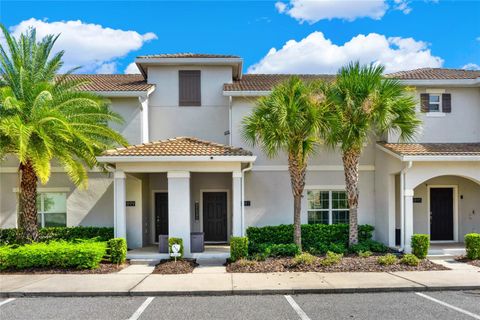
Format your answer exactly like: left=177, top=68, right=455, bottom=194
left=319, top=62, right=421, bottom=246
left=0, top=25, right=127, bottom=242
left=242, top=76, right=329, bottom=250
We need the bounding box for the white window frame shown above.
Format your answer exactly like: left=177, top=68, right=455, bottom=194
left=306, top=189, right=349, bottom=225
left=428, top=93, right=442, bottom=113
left=36, top=192, right=67, bottom=228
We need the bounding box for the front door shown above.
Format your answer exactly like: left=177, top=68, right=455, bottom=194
left=203, top=192, right=227, bottom=242
left=430, top=187, right=454, bottom=241
left=155, top=192, right=168, bottom=239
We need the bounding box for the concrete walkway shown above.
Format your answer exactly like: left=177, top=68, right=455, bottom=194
left=1, top=267, right=479, bottom=297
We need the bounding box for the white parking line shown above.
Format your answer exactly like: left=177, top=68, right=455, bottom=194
left=0, top=298, right=16, bottom=307
left=128, top=297, right=155, bottom=320
left=416, top=292, right=480, bottom=319
left=284, top=295, right=311, bottom=320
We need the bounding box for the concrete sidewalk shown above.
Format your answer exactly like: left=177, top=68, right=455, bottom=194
left=1, top=268, right=479, bottom=297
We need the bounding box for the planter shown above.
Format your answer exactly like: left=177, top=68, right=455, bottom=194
left=158, top=235, right=169, bottom=253
left=191, top=232, right=204, bottom=253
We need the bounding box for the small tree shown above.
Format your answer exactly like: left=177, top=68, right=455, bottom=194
left=0, top=25, right=127, bottom=242
left=319, top=62, right=421, bottom=246
left=242, top=77, right=329, bottom=250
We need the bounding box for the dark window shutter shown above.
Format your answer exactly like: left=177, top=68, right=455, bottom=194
left=420, top=93, right=429, bottom=112
left=442, top=93, right=451, bottom=113
left=179, top=70, right=201, bottom=106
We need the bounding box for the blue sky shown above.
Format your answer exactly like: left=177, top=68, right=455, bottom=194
left=1, top=0, right=479, bottom=74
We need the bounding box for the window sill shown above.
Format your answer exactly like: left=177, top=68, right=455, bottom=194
left=426, top=112, right=446, bottom=117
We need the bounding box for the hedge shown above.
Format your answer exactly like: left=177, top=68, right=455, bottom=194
left=411, top=234, right=430, bottom=259
left=0, top=227, right=114, bottom=245
left=246, top=224, right=374, bottom=254
left=107, top=238, right=127, bottom=264
left=0, top=241, right=107, bottom=270
left=230, top=237, right=248, bottom=262
left=262, top=243, right=300, bottom=257
left=465, top=233, right=480, bottom=260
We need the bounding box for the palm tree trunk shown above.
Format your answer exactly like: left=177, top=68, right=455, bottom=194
left=18, top=160, right=39, bottom=242
left=342, top=149, right=360, bottom=246
left=288, top=153, right=307, bottom=251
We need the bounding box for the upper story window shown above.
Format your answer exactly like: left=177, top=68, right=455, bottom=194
left=420, top=93, right=451, bottom=114
left=179, top=70, right=201, bottom=106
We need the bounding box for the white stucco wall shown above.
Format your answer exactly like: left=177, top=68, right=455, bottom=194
left=109, top=97, right=143, bottom=145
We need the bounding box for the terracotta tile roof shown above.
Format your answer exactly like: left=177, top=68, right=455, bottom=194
left=103, top=137, right=253, bottom=157
left=387, top=68, right=480, bottom=80
left=137, top=53, right=240, bottom=59
left=224, top=74, right=335, bottom=92
left=61, top=74, right=153, bottom=92
left=378, top=142, right=480, bottom=156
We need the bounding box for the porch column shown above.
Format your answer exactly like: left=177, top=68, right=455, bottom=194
left=404, top=189, right=414, bottom=253
left=113, top=171, right=127, bottom=239
left=167, top=171, right=191, bottom=257
left=232, top=171, right=242, bottom=237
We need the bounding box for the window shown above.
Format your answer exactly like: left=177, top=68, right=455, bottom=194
left=307, top=190, right=349, bottom=225
left=428, top=94, right=441, bottom=112
left=179, top=70, right=201, bottom=106
left=36, top=193, right=67, bottom=227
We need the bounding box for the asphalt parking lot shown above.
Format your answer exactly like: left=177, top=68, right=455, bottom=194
left=0, top=290, right=479, bottom=320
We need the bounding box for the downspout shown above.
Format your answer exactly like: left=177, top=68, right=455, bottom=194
left=241, top=162, right=253, bottom=236
left=399, top=160, right=413, bottom=252
left=228, top=96, right=233, bottom=145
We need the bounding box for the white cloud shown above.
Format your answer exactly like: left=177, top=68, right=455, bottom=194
left=96, top=62, right=117, bottom=74
left=124, top=62, right=141, bottom=74
left=7, top=18, right=157, bottom=73
left=248, top=31, right=444, bottom=74
left=393, top=0, right=412, bottom=14
left=275, top=0, right=389, bottom=23
left=462, top=63, right=480, bottom=70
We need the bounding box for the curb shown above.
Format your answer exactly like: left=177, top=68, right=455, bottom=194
left=2, top=285, right=479, bottom=298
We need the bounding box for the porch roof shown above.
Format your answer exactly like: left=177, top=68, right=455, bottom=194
left=377, top=142, right=480, bottom=161
left=97, top=137, right=255, bottom=163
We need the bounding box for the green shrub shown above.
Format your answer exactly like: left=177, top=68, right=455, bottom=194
left=264, top=243, right=300, bottom=257
left=230, top=237, right=248, bottom=262
left=358, top=251, right=372, bottom=258
left=327, top=242, right=347, bottom=254
left=0, top=241, right=106, bottom=270
left=0, top=227, right=114, bottom=245
left=236, top=258, right=256, bottom=267
left=107, top=238, right=127, bottom=264
left=465, top=233, right=480, bottom=260
left=320, top=251, right=343, bottom=266
left=411, top=234, right=430, bottom=259
left=401, top=253, right=420, bottom=266
left=246, top=224, right=374, bottom=255
left=377, top=253, right=397, bottom=266
left=293, top=252, right=316, bottom=265
left=168, top=237, right=184, bottom=259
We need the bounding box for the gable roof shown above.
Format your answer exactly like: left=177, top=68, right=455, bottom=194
left=64, top=74, right=152, bottom=92
left=102, top=137, right=253, bottom=157
left=386, top=68, right=480, bottom=80
left=223, top=74, right=335, bottom=92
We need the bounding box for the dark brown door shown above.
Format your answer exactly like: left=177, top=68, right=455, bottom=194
left=203, top=192, right=227, bottom=242
left=430, top=188, right=454, bottom=241
left=155, top=192, right=168, bottom=238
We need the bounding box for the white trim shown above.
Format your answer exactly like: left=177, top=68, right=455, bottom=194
left=151, top=189, right=168, bottom=244
left=223, top=90, right=271, bottom=97
left=114, top=171, right=126, bottom=179
left=425, top=112, right=446, bottom=117
left=0, top=166, right=103, bottom=173
left=92, top=90, right=151, bottom=98
left=252, top=165, right=375, bottom=172
left=404, top=189, right=414, bottom=197
left=97, top=155, right=257, bottom=163
left=304, top=188, right=349, bottom=225
left=427, top=185, right=458, bottom=242
left=425, top=89, right=446, bottom=94
left=232, top=171, right=242, bottom=178
left=12, top=187, right=71, bottom=193
left=167, top=171, right=190, bottom=178
left=305, top=185, right=345, bottom=190
left=200, top=189, right=231, bottom=243
left=398, top=78, right=480, bottom=87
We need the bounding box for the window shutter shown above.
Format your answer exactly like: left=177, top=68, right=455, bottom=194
left=442, top=93, right=451, bottom=113
left=420, top=93, right=429, bottom=113
left=179, top=70, right=201, bottom=106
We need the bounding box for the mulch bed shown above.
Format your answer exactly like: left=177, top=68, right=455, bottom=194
left=455, top=257, right=480, bottom=268
left=0, top=262, right=129, bottom=274
left=227, top=255, right=449, bottom=273
left=152, top=259, right=198, bottom=274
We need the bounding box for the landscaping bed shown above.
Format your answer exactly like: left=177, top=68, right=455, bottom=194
left=227, top=254, right=449, bottom=273
left=455, top=257, right=480, bottom=268
left=0, top=261, right=129, bottom=274
left=153, top=259, right=198, bottom=274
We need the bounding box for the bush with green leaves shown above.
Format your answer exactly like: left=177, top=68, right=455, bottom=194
left=168, top=237, right=184, bottom=259
left=230, top=237, right=248, bottom=262
left=358, top=251, right=372, bottom=258
left=107, top=238, right=127, bottom=264
left=0, top=227, right=114, bottom=245
left=320, top=251, right=343, bottom=266
left=0, top=241, right=106, bottom=270
left=263, top=243, right=300, bottom=257
left=465, top=233, right=480, bottom=260
left=293, top=252, right=316, bottom=265
left=401, top=253, right=420, bottom=266
left=411, top=234, right=430, bottom=259
left=377, top=253, right=397, bottom=266
left=246, top=224, right=374, bottom=255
